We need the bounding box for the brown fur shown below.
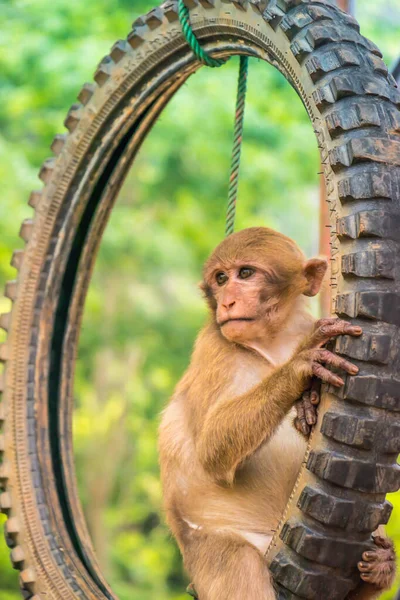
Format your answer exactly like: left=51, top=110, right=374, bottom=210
left=158, top=228, right=394, bottom=600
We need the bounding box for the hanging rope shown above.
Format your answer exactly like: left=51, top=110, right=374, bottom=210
left=225, top=54, right=248, bottom=236
left=178, top=0, right=249, bottom=237
left=178, top=0, right=226, bottom=68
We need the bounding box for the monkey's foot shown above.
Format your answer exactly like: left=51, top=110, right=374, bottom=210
left=294, top=380, right=320, bottom=436
left=358, top=536, right=396, bottom=590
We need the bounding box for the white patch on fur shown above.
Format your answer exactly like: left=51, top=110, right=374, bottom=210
left=183, top=518, right=203, bottom=531
left=237, top=531, right=273, bottom=553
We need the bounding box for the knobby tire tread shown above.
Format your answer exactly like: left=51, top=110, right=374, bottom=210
left=0, top=1, right=399, bottom=599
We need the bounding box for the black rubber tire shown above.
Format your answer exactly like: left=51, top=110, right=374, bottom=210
left=0, top=1, right=399, bottom=599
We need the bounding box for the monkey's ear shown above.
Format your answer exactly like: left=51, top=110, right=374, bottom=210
left=303, top=258, right=328, bottom=297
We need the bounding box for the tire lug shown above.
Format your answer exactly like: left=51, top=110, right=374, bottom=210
left=5, top=517, right=20, bottom=547
left=0, top=492, right=12, bottom=513
left=11, top=251, right=24, bottom=271
left=19, top=219, right=34, bottom=243
left=0, top=460, right=10, bottom=486
left=19, top=567, right=36, bottom=592
left=0, top=343, right=9, bottom=362
left=145, top=7, right=163, bottom=29
left=5, top=281, right=17, bottom=301
left=0, top=313, right=11, bottom=332
left=50, top=134, right=67, bottom=156
left=64, top=104, right=82, bottom=133
left=38, top=158, right=55, bottom=184
left=94, top=56, right=113, bottom=87
left=127, top=27, right=146, bottom=49
left=11, top=546, right=25, bottom=568
left=78, top=82, right=96, bottom=105
left=28, top=191, right=42, bottom=210
left=110, top=40, right=129, bottom=62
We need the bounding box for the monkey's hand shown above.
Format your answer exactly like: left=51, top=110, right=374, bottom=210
left=294, top=380, right=320, bottom=437
left=293, top=318, right=362, bottom=389
left=357, top=536, right=396, bottom=591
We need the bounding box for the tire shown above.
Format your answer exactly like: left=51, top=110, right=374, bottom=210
left=1, top=1, right=399, bottom=599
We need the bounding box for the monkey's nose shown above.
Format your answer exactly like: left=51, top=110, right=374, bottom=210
left=222, top=299, right=236, bottom=310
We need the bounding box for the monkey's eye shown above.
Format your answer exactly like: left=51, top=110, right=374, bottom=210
left=216, top=272, right=228, bottom=285
left=239, top=267, right=255, bottom=279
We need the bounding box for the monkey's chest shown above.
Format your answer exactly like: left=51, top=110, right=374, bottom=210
left=226, top=413, right=307, bottom=549
left=238, top=409, right=306, bottom=495
left=185, top=412, right=307, bottom=552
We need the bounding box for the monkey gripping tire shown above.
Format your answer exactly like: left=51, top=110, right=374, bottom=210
left=1, top=1, right=399, bottom=599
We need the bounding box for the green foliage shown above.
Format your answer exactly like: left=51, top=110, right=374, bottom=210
left=0, top=1, right=399, bottom=599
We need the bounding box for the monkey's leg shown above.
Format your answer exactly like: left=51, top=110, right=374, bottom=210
left=182, top=529, right=276, bottom=600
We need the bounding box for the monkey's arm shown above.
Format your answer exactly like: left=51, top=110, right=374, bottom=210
left=196, top=319, right=361, bottom=484
left=197, top=361, right=309, bottom=483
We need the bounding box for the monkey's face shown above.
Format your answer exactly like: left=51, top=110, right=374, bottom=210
left=201, top=228, right=328, bottom=346
left=204, top=262, right=289, bottom=344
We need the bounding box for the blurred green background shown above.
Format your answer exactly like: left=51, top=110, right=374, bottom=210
left=0, top=0, right=399, bottom=598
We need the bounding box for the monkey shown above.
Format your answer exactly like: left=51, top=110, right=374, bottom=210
left=158, top=227, right=396, bottom=600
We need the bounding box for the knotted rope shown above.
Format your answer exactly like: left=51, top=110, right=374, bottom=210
left=178, top=0, right=249, bottom=236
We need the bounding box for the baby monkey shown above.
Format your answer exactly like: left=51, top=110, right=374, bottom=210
left=159, top=227, right=396, bottom=600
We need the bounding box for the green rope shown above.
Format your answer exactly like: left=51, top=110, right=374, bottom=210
left=178, top=0, right=249, bottom=237
left=225, top=54, right=248, bottom=237
left=178, top=0, right=226, bottom=68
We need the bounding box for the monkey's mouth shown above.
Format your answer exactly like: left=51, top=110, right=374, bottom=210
left=219, top=318, right=256, bottom=327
